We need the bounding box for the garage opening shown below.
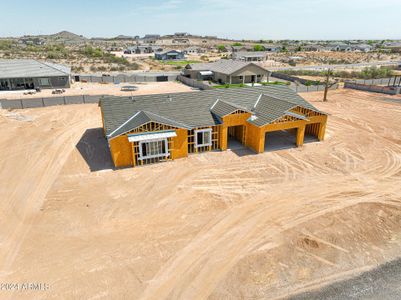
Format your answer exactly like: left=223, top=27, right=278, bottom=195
left=265, top=129, right=297, bottom=152
left=156, top=76, right=168, bottom=82
left=305, top=123, right=320, bottom=143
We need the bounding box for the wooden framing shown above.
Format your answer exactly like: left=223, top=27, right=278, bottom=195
left=188, top=126, right=220, bottom=154
left=105, top=109, right=328, bottom=169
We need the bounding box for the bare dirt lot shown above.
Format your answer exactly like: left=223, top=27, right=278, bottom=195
left=0, top=81, right=193, bottom=100
left=0, top=89, right=400, bottom=299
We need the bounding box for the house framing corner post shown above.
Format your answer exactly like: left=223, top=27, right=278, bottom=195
left=220, top=125, right=228, bottom=151
left=296, top=125, right=306, bottom=147
left=257, top=130, right=265, bottom=153
left=318, top=120, right=327, bottom=141
left=229, top=76, right=232, bottom=84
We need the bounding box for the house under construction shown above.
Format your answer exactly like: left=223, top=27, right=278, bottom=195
left=99, top=86, right=328, bottom=168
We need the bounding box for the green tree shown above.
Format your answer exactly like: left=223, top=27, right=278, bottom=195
left=217, top=45, right=226, bottom=52
left=253, top=44, right=264, bottom=51
left=232, top=42, right=242, bottom=46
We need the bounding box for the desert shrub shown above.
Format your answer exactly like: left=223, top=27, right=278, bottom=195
left=0, top=40, right=14, bottom=50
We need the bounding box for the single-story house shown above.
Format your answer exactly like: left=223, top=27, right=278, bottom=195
left=232, top=51, right=269, bottom=62
left=231, top=45, right=254, bottom=52
left=261, top=44, right=281, bottom=52
left=303, top=45, right=325, bottom=52
left=0, top=59, right=70, bottom=91
left=172, top=38, right=190, bottom=44
left=331, top=44, right=353, bottom=52
left=124, top=45, right=164, bottom=54
left=100, top=85, right=328, bottom=168
left=183, top=46, right=206, bottom=55
left=354, top=44, right=373, bottom=52
left=182, top=60, right=270, bottom=84
left=384, top=43, right=401, bottom=53
left=143, top=34, right=160, bottom=44
left=154, top=50, right=185, bottom=60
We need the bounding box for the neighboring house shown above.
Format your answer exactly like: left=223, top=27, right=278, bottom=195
left=183, top=46, right=206, bottom=55
left=331, top=44, right=373, bottom=52
left=0, top=59, right=70, bottom=91
left=155, top=49, right=185, bottom=60
left=183, top=60, right=270, bottom=84
left=143, top=34, right=160, bottom=44
left=354, top=44, right=373, bottom=52
left=261, top=44, right=281, bottom=52
left=172, top=38, right=190, bottom=44
left=331, top=44, right=353, bottom=52
left=124, top=45, right=164, bottom=55
left=123, top=48, right=134, bottom=54
left=231, top=45, right=254, bottom=52
left=18, top=37, right=45, bottom=46
left=303, top=45, right=324, bottom=52
left=99, top=85, right=328, bottom=168
left=174, top=32, right=189, bottom=37
left=384, top=43, right=401, bottom=53
left=232, top=51, right=269, bottom=62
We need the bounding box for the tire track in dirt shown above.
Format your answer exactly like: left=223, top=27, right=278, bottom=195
left=0, top=108, right=98, bottom=277
left=139, top=175, right=381, bottom=300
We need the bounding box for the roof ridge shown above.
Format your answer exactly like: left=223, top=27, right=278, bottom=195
left=107, top=111, right=143, bottom=138
left=219, top=99, right=250, bottom=112
left=143, top=110, right=191, bottom=129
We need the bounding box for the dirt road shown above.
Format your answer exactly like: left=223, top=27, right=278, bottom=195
left=0, top=89, right=400, bottom=299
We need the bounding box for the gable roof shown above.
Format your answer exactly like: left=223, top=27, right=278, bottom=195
left=0, top=59, right=70, bottom=79
left=100, top=85, right=325, bottom=139
left=249, top=95, right=304, bottom=126
left=186, top=60, right=269, bottom=75
left=233, top=51, right=268, bottom=58
left=210, top=99, right=250, bottom=118
left=156, top=49, right=183, bottom=55
left=108, top=110, right=191, bottom=138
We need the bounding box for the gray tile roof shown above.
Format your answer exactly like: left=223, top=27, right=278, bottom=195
left=0, top=59, right=71, bottom=79
left=156, top=49, right=183, bottom=55
left=250, top=94, right=321, bottom=126
left=233, top=51, right=268, bottom=58
left=186, top=60, right=269, bottom=75
left=210, top=99, right=250, bottom=118
left=100, top=85, right=325, bottom=139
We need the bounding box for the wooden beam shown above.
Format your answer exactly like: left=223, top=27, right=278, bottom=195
left=296, top=125, right=306, bottom=147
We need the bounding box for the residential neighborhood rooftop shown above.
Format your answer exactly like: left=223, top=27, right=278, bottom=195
left=0, top=59, right=71, bottom=79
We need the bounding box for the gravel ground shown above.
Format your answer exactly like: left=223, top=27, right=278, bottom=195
left=288, top=257, right=401, bottom=300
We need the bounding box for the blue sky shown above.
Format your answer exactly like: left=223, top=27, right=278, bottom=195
left=1, top=0, right=400, bottom=40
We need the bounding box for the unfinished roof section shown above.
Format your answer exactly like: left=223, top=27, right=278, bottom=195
left=210, top=99, right=250, bottom=118
left=249, top=94, right=319, bottom=126
left=108, top=110, right=191, bottom=139
left=101, top=85, right=326, bottom=139
left=0, top=59, right=71, bottom=79
left=186, top=60, right=268, bottom=75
